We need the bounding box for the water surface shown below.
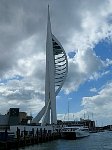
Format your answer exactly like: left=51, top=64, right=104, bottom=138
left=19, top=131, right=112, bottom=150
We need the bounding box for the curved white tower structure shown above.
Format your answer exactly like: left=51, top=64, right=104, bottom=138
left=32, top=6, right=68, bottom=125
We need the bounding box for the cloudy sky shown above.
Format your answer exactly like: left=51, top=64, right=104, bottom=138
left=0, top=0, right=112, bottom=126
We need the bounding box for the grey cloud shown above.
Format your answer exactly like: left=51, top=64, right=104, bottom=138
left=0, top=0, right=48, bottom=76
left=5, top=89, right=44, bottom=101
left=5, top=89, right=35, bottom=100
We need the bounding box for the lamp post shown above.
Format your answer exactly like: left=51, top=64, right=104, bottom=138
left=68, top=100, right=69, bottom=121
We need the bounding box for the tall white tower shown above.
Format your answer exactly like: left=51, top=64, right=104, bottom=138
left=32, top=6, right=68, bottom=125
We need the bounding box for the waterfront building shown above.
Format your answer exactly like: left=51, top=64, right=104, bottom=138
left=0, top=108, right=32, bottom=129
left=58, top=119, right=96, bottom=130
left=8, top=108, right=20, bottom=125
left=32, top=6, right=68, bottom=125
left=80, top=119, right=96, bottom=130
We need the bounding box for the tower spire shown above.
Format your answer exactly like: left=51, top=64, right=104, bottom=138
left=47, top=5, right=52, bottom=34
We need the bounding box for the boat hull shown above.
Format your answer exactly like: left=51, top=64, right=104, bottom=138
left=61, top=126, right=90, bottom=140
left=75, top=131, right=90, bottom=138
left=61, top=131, right=76, bottom=140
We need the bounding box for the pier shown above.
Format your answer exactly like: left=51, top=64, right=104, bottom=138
left=0, top=126, right=61, bottom=150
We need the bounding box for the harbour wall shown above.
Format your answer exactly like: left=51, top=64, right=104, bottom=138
left=0, top=125, right=61, bottom=150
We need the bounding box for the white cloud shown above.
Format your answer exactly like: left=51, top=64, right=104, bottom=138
left=105, top=58, right=112, bottom=67
left=90, top=88, right=97, bottom=93
left=89, top=70, right=110, bottom=80
left=81, top=82, right=112, bottom=125
left=0, top=78, right=45, bottom=115
left=63, top=49, right=103, bottom=94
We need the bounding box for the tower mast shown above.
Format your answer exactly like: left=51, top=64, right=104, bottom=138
left=32, top=6, right=68, bottom=126
left=44, top=5, right=57, bottom=124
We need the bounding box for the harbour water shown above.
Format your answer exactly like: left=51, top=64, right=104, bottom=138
left=19, top=131, right=112, bottom=150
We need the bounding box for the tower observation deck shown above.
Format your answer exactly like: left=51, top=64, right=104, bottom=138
left=32, top=6, right=68, bottom=125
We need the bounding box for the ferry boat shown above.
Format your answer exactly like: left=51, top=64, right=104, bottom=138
left=61, top=126, right=90, bottom=140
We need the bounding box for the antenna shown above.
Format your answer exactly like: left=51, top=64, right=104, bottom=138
left=63, top=114, right=66, bottom=121
left=73, top=113, right=75, bottom=120
left=68, top=100, right=69, bottom=121
left=84, top=112, right=85, bottom=119
left=92, top=112, right=93, bottom=120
